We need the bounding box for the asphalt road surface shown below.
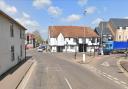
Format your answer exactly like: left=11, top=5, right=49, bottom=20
left=25, top=51, right=125, bottom=89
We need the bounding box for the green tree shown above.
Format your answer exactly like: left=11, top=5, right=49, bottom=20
left=33, top=31, right=43, bottom=44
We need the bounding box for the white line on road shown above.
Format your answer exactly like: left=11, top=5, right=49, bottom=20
left=65, top=77, right=73, bottom=89
left=120, top=81, right=127, bottom=85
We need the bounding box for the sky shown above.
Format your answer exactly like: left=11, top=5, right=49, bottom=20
left=0, top=0, right=128, bottom=40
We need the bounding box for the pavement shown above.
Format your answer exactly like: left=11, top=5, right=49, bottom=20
left=25, top=51, right=126, bottom=89
left=0, top=58, right=34, bottom=89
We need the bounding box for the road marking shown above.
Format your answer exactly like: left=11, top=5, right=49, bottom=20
left=113, top=77, right=119, bottom=81
left=107, top=74, right=112, bottom=78
left=114, top=80, right=121, bottom=85
left=84, top=64, right=128, bottom=89
left=120, top=81, right=127, bottom=85
left=65, top=77, right=73, bottom=89
left=101, top=61, right=110, bottom=67
left=106, top=76, right=113, bottom=80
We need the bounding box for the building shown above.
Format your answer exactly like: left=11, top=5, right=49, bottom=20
left=25, top=33, right=36, bottom=49
left=48, top=26, right=99, bottom=52
left=0, top=10, right=27, bottom=76
left=108, top=18, right=128, bottom=41
left=95, top=22, right=113, bottom=43
left=95, top=18, right=128, bottom=43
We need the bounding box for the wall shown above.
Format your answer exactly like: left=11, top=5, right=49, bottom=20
left=116, top=28, right=128, bottom=41
left=49, top=34, right=99, bottom=52
left=0, top=14, right=25, bottom=76
left=57, top=33, right=64, bottom=46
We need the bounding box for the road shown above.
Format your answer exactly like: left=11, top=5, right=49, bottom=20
left=25, top=51, right=125, bottom=89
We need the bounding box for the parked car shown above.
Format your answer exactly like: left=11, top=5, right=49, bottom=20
left=37, top=45, right=46, bottom=52
left=37, top=46, right=43, bottom=52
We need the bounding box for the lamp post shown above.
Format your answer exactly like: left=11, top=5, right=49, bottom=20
left=82, top=10, right=87, bottom=63
left=100, top=21, right=104, bottom=55
left=50, top=17, right=55, bottom=52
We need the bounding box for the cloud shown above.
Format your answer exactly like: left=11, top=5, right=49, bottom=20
left=0, top=0, right=17, bottom=14
left=16, top=12, right=40, bottom=32
left=33, top=0, right=52, bottom=9
left=22, top=12, right=30, bottom=18
left=85, top=6, right=96, bottom=14
left=124, top=17, right=128, bottom=19
left=48, top=6, right=62, bottom=16
left=92, top=18, right=103, bottom=26
left=62, top=14, right=82, bottom=23
left=78, top=0, right=88, bottom=6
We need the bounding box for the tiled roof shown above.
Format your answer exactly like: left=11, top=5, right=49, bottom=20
left=49, top=26, right=99, bottom=38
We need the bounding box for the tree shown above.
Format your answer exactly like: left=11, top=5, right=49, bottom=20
left=33, top=31, right=43, bottom=44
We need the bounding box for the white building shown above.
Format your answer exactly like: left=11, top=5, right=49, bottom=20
left=0, top=10, right=26, bottom=76
left=48, top=26, right=99, bottom=52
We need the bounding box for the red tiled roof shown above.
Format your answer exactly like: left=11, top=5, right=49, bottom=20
left=49, top=26, right=99, bottom=38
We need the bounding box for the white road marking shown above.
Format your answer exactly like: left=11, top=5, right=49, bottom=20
left=107, top=74, right=112, bottom=78
left=101, top=61, right=110, bottom=67
left=114, top=80, right=121, bottom=85
left=113, top=77, right=119, bottom=81
left=106, top=76, right=113, bottom=80
left=65, top=77, right=73, bottom=89
left=84, top=64, right=128, bottom=89
left=120, top=81, right=127, bottom=85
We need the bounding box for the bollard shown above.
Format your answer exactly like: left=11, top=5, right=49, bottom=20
left=83, top=53, right=86, bottom=63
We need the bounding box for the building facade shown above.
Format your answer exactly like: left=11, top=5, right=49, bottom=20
left=0, top=10, right=26, bottom=76
left=48, top=26, right=99, bottom=52
left=108, top=18, right=128, bottom=41
left=95, top=18, right=128, bottom=44
left=25, top=33, right=36, bottom=49
left=95, top=22, right=113, bottom=43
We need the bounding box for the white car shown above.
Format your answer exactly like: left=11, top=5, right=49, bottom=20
left=37, top=46, right=43, bottom=52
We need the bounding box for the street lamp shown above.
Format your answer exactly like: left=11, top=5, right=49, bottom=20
left=100, top=21, right=104, bottom=55
left=50, top=17, right=55, bottom=52
left=82, top=10, right=87, bottom=63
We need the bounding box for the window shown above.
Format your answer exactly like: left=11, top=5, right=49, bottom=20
left=70, top=45, right=74, bottom=49
left=20, top=45, right=22, bottom=57
left=11, top=46, right=15, bottom=61
left=20, top=28, right=22, bottom=38
left=22, top=30, right=25, bottom=39
left=91, top=38, right=95, bottom=43
left=119, top=35, right=121, bottom=40
left=73, top=38, right=76, bottom=42
left=10, top=23, right=14, bottom=37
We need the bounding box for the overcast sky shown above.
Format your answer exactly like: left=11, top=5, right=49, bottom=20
left=0, top=0, right=128, bottom=39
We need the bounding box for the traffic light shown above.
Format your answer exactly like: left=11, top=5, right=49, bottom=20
left=33, top=38, right=36, bottom=48
left=27, top=35, right=29, bottom=44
